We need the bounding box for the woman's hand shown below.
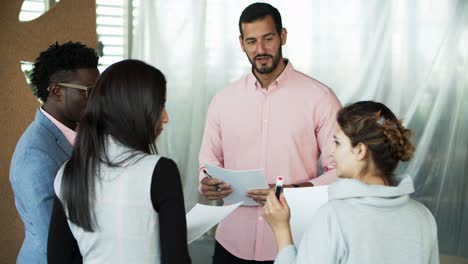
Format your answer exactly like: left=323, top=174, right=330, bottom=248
left=263, top=191, right=291, bottom=228
left=262, top=191, right=294, bottom=250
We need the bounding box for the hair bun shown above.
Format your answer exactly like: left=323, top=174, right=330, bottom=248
left=382, top=120, right=415, bottom=161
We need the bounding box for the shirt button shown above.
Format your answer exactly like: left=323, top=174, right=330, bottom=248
left=263, top=119, right=268, bottom=123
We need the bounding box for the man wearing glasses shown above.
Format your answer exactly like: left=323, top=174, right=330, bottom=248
left=9, top=41, right=99, bottom=264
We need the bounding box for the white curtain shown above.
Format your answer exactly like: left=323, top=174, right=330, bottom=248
left=132, top=0, right=468, bottom=257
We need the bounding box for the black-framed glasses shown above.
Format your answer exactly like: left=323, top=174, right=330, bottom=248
left=48, top=82, right=94, bottom=98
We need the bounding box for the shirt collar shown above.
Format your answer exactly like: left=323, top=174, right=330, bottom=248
left=40, top=107, right=77, bottom=146
left=247, top=59, right=293, bottom=92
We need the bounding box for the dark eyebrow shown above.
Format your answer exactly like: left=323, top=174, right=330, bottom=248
left=244, top=32, right=276, bottom=42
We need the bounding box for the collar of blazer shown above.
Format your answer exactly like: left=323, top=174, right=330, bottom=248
left=35, top=108, right=74, bottom=158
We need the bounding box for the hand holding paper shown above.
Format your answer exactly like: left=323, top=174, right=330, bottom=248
left=204, top=164, right=269, bottom=206
left=200, top=176, right=232, bottom=200
left=246, top=188, right=271, bottom=205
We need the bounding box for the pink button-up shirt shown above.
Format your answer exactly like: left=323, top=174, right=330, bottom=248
left=40, top=107, right=77, bottom=146
left=199, top=61, right=342, bottom=261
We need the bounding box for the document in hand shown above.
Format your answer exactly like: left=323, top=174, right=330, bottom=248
left=284, top=186, right=328, bottom=245
left=186, top=202, right=243, bottom=244
left=204, top=164, right=269, bottom=206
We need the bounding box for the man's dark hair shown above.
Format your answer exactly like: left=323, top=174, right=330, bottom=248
left=30, top=41, right=99, bottom=102
left=238, top=2, right=283, bottom=38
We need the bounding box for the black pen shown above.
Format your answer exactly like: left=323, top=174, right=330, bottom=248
left=275, top=176, right=284, bottom=199
left=203, top=169, right=221, bottom=192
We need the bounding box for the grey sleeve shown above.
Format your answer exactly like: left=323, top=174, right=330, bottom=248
left=274, top=245, right=298, bottom=264
left=274, top=205, right=344, bottom=264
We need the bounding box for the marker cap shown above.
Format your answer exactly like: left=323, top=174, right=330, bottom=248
left=276, top=176, right=284, bottom=185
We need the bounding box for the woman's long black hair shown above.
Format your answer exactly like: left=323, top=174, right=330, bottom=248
left=61, top=59, right=167, bottom=231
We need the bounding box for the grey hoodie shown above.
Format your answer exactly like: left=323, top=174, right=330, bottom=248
left=275, top=176, right=439, bottom=264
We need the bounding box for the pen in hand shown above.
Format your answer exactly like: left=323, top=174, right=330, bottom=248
left=203, top=169, right=221, bottom=192
left=275, top=176, right=284, bottom=199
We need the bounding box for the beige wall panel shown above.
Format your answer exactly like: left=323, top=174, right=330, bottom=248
left=0, top=1, right=96, bottom=262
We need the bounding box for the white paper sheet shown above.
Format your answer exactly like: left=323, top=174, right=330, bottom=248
left=186, top=202, right=243, bottom=244
left=284, top=186, right=328, bottom=245
left=204, top=164, right=269, bottom=206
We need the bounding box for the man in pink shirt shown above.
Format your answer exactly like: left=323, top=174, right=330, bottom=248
left=9, top=42, right=99, bottom=264
left=198, top=2, right=342, bottom=263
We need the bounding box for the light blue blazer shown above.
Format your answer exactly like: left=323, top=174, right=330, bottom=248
left=9, top=108, right=73, bottom=264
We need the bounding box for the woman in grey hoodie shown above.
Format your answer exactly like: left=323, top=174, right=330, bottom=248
left=263, top=101, right=439, bottom=264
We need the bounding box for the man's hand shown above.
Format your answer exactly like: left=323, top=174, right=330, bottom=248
left=200, top=177, right=232, bottom=200
left=246, top=181, right=314, bottom=205
left=246, top=185, right=273, bottom=205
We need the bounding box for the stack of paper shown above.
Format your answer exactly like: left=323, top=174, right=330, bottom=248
left=197, top=164, right=329, bottom=246
left=284, top=186, right=328, bottom=245
left=186, top=202, right=243, bottom=244
left=204, top=164, right=269, bottom=206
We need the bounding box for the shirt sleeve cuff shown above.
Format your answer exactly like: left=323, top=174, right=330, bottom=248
left=275, top=245, right=298, bottom=264
left=310, top=168, right=338, bottom=186
left=198, top=169, right=205, bottom=194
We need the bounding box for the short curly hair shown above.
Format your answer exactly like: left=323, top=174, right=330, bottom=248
left=30, top=41, right=99, bottom=102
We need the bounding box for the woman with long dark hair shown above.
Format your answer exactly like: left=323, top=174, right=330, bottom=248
left=47, top=59, right=191, bottom=263
left=263, top=101, right=438, bottom=264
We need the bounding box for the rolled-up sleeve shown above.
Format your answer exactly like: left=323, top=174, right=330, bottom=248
left=311, top=88, right=341, bottom=186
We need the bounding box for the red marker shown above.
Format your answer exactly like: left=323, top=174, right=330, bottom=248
left=275, top=176, right=284, bottom=199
